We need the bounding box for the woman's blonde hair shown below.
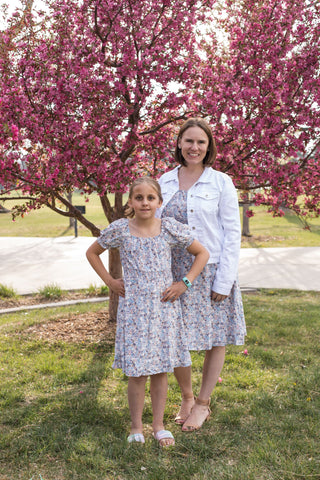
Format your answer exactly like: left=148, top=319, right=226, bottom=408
left=175, top=117, right=217, bottom=167
left=124, top=176, right=163, bottom=218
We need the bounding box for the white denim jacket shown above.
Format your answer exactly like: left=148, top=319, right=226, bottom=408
left=157, top=166, right=241, bottom=296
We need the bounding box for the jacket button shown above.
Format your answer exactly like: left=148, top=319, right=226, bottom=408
left=190, top=209, right=194, bottom=213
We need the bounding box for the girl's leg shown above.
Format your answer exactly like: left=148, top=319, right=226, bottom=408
left=182, top=346, right=225, bottom=431
left=150, top=372, right=174, bottom=446
left=173, top=366, right=195, bottom=423
left=127, top=376, right=148, bottom=435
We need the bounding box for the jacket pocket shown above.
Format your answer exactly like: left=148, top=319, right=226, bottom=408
left=194, top=190, right=220, bottom=214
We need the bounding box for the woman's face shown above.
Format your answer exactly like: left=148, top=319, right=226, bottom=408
left=178, top=126, right=209, bottom=167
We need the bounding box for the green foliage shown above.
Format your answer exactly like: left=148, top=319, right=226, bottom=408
left=0, top=283, right=18, bottom=299
left=100, top=285, right=109, bottom=296
left=0, top=291, right=319, bottom=479
left=87, top=284, right=109, bottom=296
left=38, top=283, right=63, bottom=300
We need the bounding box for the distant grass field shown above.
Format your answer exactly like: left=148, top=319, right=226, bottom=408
left=1, top=192, right=320, bottom=247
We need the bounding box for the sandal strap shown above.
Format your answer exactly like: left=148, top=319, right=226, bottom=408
left=195, top=397, right=210, bottom=407
left=153, top=429, right=174, bottom=441
left=181, top=394, right=195, bottom=400
left=127, top=433, right=145, bottom=443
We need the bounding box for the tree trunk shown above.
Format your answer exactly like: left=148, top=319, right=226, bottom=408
left=67, top=192, right=75, bottom=228
left=242, top=203, right=251, bottom=236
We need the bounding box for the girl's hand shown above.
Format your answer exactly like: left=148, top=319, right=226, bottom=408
left=211, top=291, right=228, bottom=302
left=110, top=278, right=125, bottom=297
left=161, top=281, right=187, bottom=303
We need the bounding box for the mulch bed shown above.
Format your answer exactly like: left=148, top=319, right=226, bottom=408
left=22, top=309, right=116, bottom=344
left=1, top=293, right=116, bottom=344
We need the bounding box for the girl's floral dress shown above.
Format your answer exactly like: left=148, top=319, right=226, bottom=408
left=98, top=217, right=193, bottom=377
left=162, top=191, right=246, bottom=350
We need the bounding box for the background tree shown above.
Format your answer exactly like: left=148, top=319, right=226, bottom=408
left=0, top=0, right=319, bottom=319
left=196, top=0, right=320, bottom=224
left=0, top=0, right=214, bottom=319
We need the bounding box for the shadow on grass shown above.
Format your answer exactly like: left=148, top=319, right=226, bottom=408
left=283, top=209, right=320, bottom=235
left=1, top=340, right=132, bottom=478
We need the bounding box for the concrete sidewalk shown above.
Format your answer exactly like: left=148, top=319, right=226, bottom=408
left=0, top=236, right=320, bottom=294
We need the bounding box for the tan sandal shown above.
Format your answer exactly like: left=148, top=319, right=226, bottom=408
left=181, top=397, right=211, bottom=432
left=174, top=394, right=195, bottom=425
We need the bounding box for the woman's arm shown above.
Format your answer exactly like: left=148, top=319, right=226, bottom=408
left=161, top=240, right=209, bottom=302
left=86, top=240, right=125, bottom=297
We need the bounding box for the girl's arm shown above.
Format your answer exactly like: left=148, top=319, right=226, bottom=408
left=86, top=240, right=125, bottom=297
left=161, top=240, right=209, bottom=302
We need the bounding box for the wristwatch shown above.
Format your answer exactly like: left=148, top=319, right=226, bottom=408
left=182, top=277, right=192, bottom=288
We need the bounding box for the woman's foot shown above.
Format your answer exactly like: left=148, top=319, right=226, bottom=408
left=181, top=397, right=211, bottom=432
left=153, top=429, right=175, bottom=447
left=174, top=395, right=195, bottom=425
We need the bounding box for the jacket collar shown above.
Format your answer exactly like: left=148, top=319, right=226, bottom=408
left=161, top=166, right=214, bottom=184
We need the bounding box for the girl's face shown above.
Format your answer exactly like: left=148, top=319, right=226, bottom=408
left=178, top=126, right=209, bottom=167
left=128, top=183, right=162, bottom=220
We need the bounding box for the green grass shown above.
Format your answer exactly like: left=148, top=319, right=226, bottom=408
left=0, top=290, right=319, bottom=479
left=0, top=283, right=18, bottom=299
left=0, top=192, right=122, bottom=238
left=239, top=206, right=320, bottom=247
left=38, top=284, right=63, bottom=300
left=1, top=193, right=320, bottom=246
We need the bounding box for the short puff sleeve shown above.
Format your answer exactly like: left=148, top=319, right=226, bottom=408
left=97, top=218, right=126, bottom=250
left=162, top=217, right=194, bottom=248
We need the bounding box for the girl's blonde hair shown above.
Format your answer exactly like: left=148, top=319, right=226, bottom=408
left=124, top=177, right=163, bottom=218
left=175, top=117, right=217, bottom=167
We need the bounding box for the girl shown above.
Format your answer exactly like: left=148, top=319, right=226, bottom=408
left=86, top=177, right=209, bottom=446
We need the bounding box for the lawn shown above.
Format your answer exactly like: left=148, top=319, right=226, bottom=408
left=1, top=192, right=320, bottom=247
left=0, top=290, right=319, bottom=480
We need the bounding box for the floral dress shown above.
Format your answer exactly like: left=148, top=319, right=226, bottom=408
left=162, top=190, right=246, bottom=350
left=98, top=217, right=194, bottom=377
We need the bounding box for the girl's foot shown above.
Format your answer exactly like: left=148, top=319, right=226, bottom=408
left=153, top=429, right=175, bottom=447
left=181, top=397, right=211, bottom=432
left=127, top=432, right=145, bottom=443
left=174, top=395, right=195, bottom=424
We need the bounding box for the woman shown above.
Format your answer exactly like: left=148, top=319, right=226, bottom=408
left=157, top=117, right=246, bottom=432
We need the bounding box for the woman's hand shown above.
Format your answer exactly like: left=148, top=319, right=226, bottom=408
left=161, top=281, right=187, bottom=302
left=211, top=291, right=228, bottom=302
left=109, top=278, right=125, bottom=297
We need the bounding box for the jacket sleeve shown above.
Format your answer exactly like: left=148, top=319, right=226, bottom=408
left=212, top=176, right=241, bottom=295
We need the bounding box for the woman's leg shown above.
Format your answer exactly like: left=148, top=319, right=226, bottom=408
left=173, top=366, right=195, bottom=423
left=150, top=372, right=174, bottom=446
left=182, top=346, right=225, bottom=431
left=127, top=375, right=148, bottom=435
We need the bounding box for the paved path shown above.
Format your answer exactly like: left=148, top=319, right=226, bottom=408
left=0, top=237, right=320, bottom=294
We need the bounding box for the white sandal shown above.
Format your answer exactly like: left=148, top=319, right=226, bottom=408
left=127, top=433, right=145, bottom=443
left=153, top=429, right=175, bottom=447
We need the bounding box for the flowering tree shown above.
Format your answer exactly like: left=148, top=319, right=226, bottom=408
left=0, top=0, right=214, bottom=319
left=0, top=0, right=319, bottom=318
left=197, top=0, right=320, bottom=223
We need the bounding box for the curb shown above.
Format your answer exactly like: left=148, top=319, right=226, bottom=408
left=0, top=288, right=258, bottom=315
left=0, top=296, right=109, bottom=315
